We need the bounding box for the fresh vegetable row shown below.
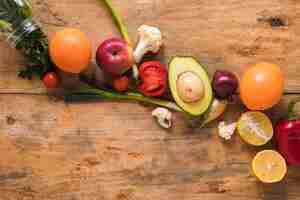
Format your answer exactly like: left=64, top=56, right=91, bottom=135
left=0, top=0, right=299, bottom=184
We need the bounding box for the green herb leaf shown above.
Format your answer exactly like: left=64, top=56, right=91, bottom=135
left=0, top=0, right=52, bottom=79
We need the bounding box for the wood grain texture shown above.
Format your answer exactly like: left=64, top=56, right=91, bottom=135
left=0, top=0, right=300, bottom=200
left=0, top=95, right=300, bottom=200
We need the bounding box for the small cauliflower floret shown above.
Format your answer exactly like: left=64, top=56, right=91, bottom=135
left=133, top=25, right=162, bottom=63
left=218, top=121, right=237, bottom=140
left=152, top=107, right=172, bottom=129
left=176, top=71, right=205, bottom=103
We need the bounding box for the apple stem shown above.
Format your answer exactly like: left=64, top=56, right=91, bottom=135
left=102, top=0, right=131, bottom=45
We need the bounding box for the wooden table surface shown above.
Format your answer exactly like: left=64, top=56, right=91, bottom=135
left=1, top=0, right=300, bottom=199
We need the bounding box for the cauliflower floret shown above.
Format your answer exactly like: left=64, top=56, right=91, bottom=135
left=218, top=121, right=237, bottom=140
left=134, top=25, right=162, bottom=63
left=152, top=107, right=172, bottom=129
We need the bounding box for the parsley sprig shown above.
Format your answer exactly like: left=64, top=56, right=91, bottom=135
left=0, top=0, right=54, bottom=79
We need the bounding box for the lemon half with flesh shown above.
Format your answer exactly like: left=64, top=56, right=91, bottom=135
left=252, top=150, right=287, bottom=183
left=237, top=112, right=273, bottom=146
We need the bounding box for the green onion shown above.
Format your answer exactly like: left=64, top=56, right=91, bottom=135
left=66, top=87, right=183, bottom=112
left=100, top=0, right=140, bottom=79
left=101, top=0, right=131, bottom=45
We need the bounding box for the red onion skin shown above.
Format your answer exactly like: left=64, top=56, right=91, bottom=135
left=212, top=70, right=239, bottom=100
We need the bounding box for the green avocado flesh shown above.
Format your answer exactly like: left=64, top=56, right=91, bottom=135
left=168, top=57, right=213, bottom=116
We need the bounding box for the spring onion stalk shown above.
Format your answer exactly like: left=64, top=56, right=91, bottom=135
left=102, top=0, right=131, bottom=45
left=101, top=0, right=139, bottom=79
left=66, top=87, right=183, bottom=112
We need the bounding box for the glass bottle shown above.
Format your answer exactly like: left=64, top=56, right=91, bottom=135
left=0, top=0, right=53, bottom=79
left=0, top=0, right=36, bottom=47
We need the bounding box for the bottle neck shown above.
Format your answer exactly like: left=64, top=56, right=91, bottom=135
left=7, top=18, right=38, bottom=48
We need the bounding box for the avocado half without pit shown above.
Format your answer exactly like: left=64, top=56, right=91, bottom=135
left=168, top=57, right=213, bottom=116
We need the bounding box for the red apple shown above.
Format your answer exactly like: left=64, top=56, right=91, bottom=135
left=96, top=37, right=133, bottom=76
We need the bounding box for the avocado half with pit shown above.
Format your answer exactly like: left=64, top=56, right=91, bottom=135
left=168, top=57, right=213, bottom=116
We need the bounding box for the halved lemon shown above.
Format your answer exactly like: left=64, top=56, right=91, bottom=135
left=252, top=150, right=287, bottom=183
left=237, top=111, right=273, bottom=146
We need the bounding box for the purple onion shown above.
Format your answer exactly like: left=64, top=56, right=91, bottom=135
left=212, top=70, right=239, bottom=100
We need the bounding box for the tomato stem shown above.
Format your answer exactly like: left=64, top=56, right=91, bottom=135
left=288, top=97, right=300, bottom=120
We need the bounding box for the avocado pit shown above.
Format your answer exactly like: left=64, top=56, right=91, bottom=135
left=176, top=71, right=205, bottom=103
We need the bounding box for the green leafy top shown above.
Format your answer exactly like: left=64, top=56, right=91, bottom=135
left=0, top=0, right=54, bottom=79
left=0, top=0, right=33, bottom=42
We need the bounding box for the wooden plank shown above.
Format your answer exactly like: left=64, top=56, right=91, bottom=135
left=0, top=94, right=299, bottom=200
left=1, top=0, right=300, bottom=93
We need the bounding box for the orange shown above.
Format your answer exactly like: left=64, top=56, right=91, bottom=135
left=240, top=62, right=284, bottom=110
left=252, top=150, right=287, bottom=183
left=49, top=28, right=92, bottom=74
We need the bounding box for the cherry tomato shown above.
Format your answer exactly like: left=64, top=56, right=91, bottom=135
left=112, top=76, right=129, bottom=92
left=240, top=62, right=284, bottom=110
left=42, top=72, right=60, bottom=89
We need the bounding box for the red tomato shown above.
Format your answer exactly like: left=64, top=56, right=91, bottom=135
left=138, top=61, right=167, bottom=97
left=42, top=72, right=60, bottom=89
left=112, top=76, right=129, bottom=92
